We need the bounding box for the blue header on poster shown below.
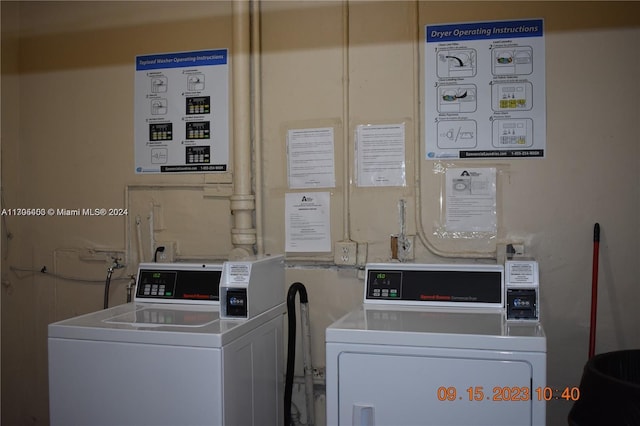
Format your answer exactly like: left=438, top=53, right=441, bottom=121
left=136, top=49, right=228, bottom=71
left=427, top=19, right=543, bottom=43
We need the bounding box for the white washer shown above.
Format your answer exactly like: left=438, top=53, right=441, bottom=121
left=48, top=255, right=285, bottom=426
left=326, top=263, right=546, bottom=426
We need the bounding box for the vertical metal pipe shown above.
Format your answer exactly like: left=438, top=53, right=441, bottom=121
left=341, top=0, right=351, bottom=241
left=251, top=0, right=265, bottom=256
left=148, top=210, right=154, bottom=260
left=230, top=0, right=256, bottom=258
left=300, top=302, right=315, bottom=426
left=135, top=215, right=145, bottom=262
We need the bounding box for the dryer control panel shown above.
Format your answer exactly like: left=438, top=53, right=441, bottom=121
left=364, top=263, right=504, bottom=309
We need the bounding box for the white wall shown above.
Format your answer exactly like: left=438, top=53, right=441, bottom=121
left=2, top=2, right=639, bottom=425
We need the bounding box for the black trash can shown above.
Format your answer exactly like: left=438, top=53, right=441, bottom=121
left=568, top=349, right=640, bottom=425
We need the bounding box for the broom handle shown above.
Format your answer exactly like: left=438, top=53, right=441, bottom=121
left=588, top=223, right=600, bottom=359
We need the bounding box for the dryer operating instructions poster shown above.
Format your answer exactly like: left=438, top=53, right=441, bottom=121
left=425, top=19, right=545, bottom=159
left=134, top=49, right=229, bottom=174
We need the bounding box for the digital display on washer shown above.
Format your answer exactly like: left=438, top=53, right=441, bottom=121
left=367, top=269, right=502, bottom=304
left=136, top=269, right=222, bottom=301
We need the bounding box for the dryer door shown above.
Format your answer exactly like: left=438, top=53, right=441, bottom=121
left=334, top=346, right=543, bottom=426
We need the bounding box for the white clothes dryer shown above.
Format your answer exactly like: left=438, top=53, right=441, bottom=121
left=48, top=255, right=285, bottom=426
left=326, top=263, right=546, bottom=426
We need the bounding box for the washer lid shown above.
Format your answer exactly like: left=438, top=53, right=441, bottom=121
left=48, top=302, right=284, bottom=348
left=326, top=306, right=546, bottom=352
left=104, top=306, right=219, bottom=327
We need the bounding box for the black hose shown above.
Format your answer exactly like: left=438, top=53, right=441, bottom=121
left=285, top=282, right=308, bottom=426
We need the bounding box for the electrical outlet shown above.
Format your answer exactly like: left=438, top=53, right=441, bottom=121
left=334, top=241, right=357, bottom=266
left=154, top=241, right=177, bottom=263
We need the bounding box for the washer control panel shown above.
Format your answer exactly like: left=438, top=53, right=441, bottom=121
left=135, top=263, right=223, bottom=304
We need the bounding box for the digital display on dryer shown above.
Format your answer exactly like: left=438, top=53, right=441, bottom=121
left=367, top=271, right=402, bottom=299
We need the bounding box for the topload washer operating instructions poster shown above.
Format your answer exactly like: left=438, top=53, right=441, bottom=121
left=134, top=49, right=229, bottom=174
left=425, top=19, right=545, bottom=159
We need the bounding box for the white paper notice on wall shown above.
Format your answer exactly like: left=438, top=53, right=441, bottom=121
left=287, top=128, right=336, bottom=189
left=445, top=167, right=497, bottom=232
left=285, top=192, right=332, bottom=252
left=356, top=123, right=406, bottom=187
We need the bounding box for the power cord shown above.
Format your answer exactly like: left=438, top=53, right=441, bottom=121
left=154, top=246, right=165, bottom=262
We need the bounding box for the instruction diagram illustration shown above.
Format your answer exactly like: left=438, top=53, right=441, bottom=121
left=151, top=76, right=168, bottom=93
left=492, top=118, right=533, bottom=148
left=492, top=82, right=533, bottom=111
left=437, top=120, right=477, bottom=150
left=437, top=48, right=477, bottom=78
left=493, top=46, right=533, bottom=76
left=438, top=84, right=477, bottom=113
left=151, top=98, right=168, bottom=115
